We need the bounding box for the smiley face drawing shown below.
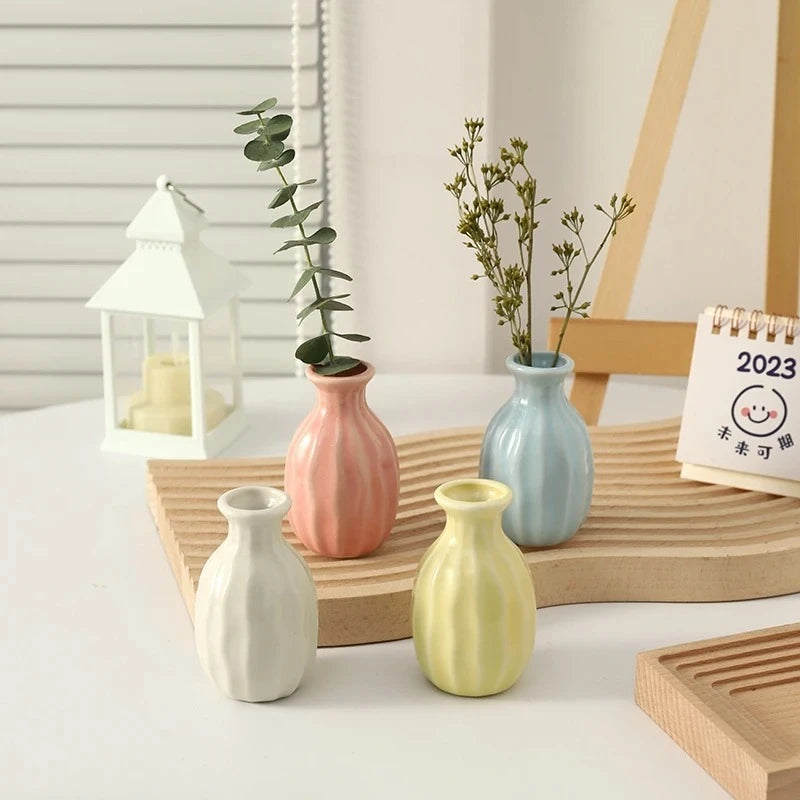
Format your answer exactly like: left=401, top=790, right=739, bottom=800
left=731, top=384, right=788, bottom=437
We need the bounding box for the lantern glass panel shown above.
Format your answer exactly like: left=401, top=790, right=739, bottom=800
left=109, top=313, right=145, bottom=431
left=111, top=314, right=196, bottom=436
left=200, top=303, right=236, bottom=422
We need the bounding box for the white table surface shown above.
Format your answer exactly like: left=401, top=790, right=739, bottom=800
left=2, top=373, right=799, bottom=800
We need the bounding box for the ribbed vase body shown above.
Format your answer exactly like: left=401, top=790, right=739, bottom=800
left=284, top=362, right=399, bottom=558
left=480, top=353, right=593, bottom=547
left=194, top=486, right=318, bottom=702
left=412, top=479, right=536, bottom=697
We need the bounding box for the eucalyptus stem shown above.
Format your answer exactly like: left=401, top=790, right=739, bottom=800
left=238, top=98, right=368, bottom=375
left=276, top=165, right=334, bottom=365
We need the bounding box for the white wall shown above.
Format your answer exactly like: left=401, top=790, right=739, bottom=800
left=327, top=0, right=494, bottom=373
left=332, top=0, right=784, bottom=374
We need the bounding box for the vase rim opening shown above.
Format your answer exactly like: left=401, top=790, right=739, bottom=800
left=218, top=485, right=291, bottom=519
left=435, top=478, right=512, bottom=512
left=506, top=351, right=574, bottom=376
left=306, top=360, right=374, bottom=386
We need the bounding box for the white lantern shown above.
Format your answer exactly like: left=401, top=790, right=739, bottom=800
left=86, top=175, right=249, bottom=459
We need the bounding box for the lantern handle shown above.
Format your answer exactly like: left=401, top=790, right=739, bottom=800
left=155, top=174, right=205, bottom=215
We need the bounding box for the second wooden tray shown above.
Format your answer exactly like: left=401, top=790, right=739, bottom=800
left=146, top=419, right=800, bottom=646
left=636, top=623, right=800, bottom=800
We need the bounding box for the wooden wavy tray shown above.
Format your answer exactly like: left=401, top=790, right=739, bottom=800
left=636, top=623, right=800, bottom=800
left=146, top=419, right=800, bottom=646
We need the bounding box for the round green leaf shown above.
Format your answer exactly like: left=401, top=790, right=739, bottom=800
left=296, top=342, right=329, bottom=365
left=311, top=293, right=349, bottom=305
left=265, top=114, right=293, bottom=141
left=269, top=184, right=298, bottom=209
left=296, top=303, right=318, bottom=323
left=272, top=213, right=301, bottom=229
left=295, top=296, right=352, bottom=322
left=274, top=223, right=334, bottom=254
left=289, top=268, right=315, bottom=299
left=233, top=119, right=263, bottom=135
left=295, top=335, right=330, bottom=365
left=272, top=149, right=295, bottom=167
left=258, top=149, right=295, bottom=171
left=314, top=357, right=362, bottom=376
left=333, top=332, right=370, bottom=342
left=319, top=299, right=353, bottom=312
left=244, top=138, right=283, bottom=162
left=270, top=200, right=324, bottom=229
left=237, top=98, right=277, bottom=116
left=274, top=237, right=308, bottom=254
left=307, top=227, right=337, bottom=245
left=317, top=268, right=353, bottom=281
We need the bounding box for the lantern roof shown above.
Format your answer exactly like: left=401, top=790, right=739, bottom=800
left=86, top=176, right=249, bottom=320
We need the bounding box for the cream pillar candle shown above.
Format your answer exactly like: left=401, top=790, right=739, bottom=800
left=144, top=353, right=191, bottom=407
left=127, top=353, right=226, bottom=435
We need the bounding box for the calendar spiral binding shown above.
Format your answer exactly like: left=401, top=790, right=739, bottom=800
left=705, top=305, right=799, bottom=344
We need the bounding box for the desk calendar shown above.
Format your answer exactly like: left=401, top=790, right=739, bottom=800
left=677, top=306, right=800, bottom=498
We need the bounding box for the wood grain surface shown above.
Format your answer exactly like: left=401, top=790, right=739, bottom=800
left=147, top=419, right=800, bottom=646
left=547, top=317, right=696, bottom=376
left=636, top=623, right=800, bottom=800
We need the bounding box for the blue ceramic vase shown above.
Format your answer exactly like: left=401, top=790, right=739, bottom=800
left=479, top=352, right=593, bottom=547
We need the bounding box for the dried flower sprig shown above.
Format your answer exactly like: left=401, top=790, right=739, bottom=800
left=445, top=119, right=549, bottom=365
left=446, top=117, right=635, bottom=368
left=235, top=97, right=369, bottom=376
left=549, top=194, right=636, bottom=366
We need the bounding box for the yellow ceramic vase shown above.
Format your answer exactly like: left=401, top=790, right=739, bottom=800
left=411, top=479, right=536, bottom=697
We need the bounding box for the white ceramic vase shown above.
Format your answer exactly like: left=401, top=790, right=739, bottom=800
left=194, top=486, right=318, bottom=702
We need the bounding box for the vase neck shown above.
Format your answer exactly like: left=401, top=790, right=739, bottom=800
left=511, top=372, right=565, bottom=401
left=442, top=508, right=504, bottom=547
left=217, top=486, right=291, bottom=556
left=313, top=381, right=368, bottom=411
left=506, top=351, right=572, bottom=402
left=307, top=362, right=373, bottom=411
left=226, top=517, right=283, bottom=554
left=434, top=479, right=511, bottom=548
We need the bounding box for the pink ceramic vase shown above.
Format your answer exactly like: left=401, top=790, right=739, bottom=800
left=284, top=362, right=400, bottom=558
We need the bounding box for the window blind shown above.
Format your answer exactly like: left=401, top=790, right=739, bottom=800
left=0, top=0, right=324, bottom=411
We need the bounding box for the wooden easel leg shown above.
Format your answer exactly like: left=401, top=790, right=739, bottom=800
left=568, top=0, right=710, bottom=424
left=765, top=0, right=800, bottom=318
